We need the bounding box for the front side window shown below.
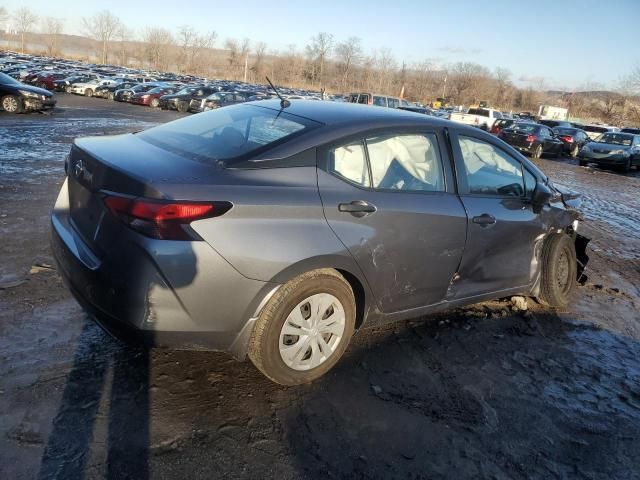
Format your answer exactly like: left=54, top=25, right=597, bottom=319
left=373, top=96, right=386, bottom=107
left=458, top=136, right=525, bottom=197
left=329, top=142, right=370, bottom=187
left=387, top=98, right=400, bottom=108
left=366, top=134, right=444, bottom=192
left=358, top=94, right=370, bottom=104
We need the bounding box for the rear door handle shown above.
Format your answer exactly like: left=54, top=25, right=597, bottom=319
left=472, top=214, right=496, bottom=226
left=338, top=200, right=377, bottom=217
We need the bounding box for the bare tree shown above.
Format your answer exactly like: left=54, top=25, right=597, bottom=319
left=251, top=41, right=268, bottom=81
left=82, top=10, right=121, bottom=64
left=41, top=17, right=63, bottom=56
left=177, top=26, right=217, bottom=75
left=335, top=36, right=362, bottom=90
left=305, top=32, right=333, bottom=86
left=13, top=7, right=37, bottom=53
left=0, top=7, right=8, bottom=33
left=114, top=25, right=133, bottom=66
left=143, top=27, right=174, bottom=71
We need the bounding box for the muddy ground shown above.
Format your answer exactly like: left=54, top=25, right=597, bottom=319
left=1, top=95, right=639, bottom=480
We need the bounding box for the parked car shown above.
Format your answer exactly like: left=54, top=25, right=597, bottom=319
left=578, top=132, right=640, bottom=172
left=189, top=91, right=252, bottom=113
left=450, top=107, right=503, bottom=131
left=53, top=74, right=98, bottom=92
left=551, top=127, right=591, bottom=157
left=130, top=86, right=178, bottom=107
left=0, top=72, right=56, bottom=113
left=159, top=85, right=218, bottom=112
left=539, top=119, right=572, bottom=129
left=398, top=106, right=436, bottom=116
left=113, top=83, right=158, bottom=102
left=69, top=78, right=117, bottom=97
left=621, top=127, right=640, bottom=135
left=95, top=80, right=139, bottom=99
left=348, top=92, right=404, bottom=108
left=498, top=123, right=564, bottom=159
left=31, top=72, right=68, bottom=90
left=582, top=124, right=620, bottom=140
left=52, top=100, right=588, bottom=385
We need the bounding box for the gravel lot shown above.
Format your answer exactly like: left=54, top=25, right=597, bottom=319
left=1, top=95, right=639, bottom=480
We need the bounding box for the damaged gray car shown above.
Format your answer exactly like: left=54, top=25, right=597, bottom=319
left=51, top=100, right=589, bottom=385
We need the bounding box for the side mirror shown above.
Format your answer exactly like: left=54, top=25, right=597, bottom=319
left=531, top=182, right=554, bottom=213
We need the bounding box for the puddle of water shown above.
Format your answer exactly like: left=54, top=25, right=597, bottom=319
left=0, top=117, right=158, bottom=177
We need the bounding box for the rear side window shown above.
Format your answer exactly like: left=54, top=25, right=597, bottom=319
left=373, top=96, right=386, bottom=107
left=358, top=94, right=370, bottom=104
left=366, top=134, right=444, bottom=192
left=458, top=136, right=525, bottom=197
left=138, top=104, right=320, bottom=163
left=387, top=98, right=400, bottom=108
left=329, top=142, right=370, bottom=187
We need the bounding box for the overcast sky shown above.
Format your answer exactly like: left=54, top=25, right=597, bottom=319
left=6, top=0, right=639, bottom=89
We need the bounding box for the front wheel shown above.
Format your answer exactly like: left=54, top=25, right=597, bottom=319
left=1, top=95, right=23, bottom=113
left=176, top=101, right=189, bottom=113
left=248, top=269, right=356, bottom=385
left=150, top=98, right=160, bottom=108
left=570, top=144, right=579, bottom=157
left=538, top=233, right=577, bottom=308
left=107, top=92, right=115, bottom=101
left=620, top=158, right=632, bottom=173
left=85, top=89, right=93, bottom=97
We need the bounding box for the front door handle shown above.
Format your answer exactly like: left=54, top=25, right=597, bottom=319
left=338, top=200, right=377, bottom=217
left=472, top=214, right=496, bottom=226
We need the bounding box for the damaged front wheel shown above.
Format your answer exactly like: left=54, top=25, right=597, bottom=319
left=538, top=233, right=577, bottom=308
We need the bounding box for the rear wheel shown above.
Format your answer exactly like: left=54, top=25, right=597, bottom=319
left=85, top=89, right=93, bottom=97
left=176, top=101, right=189, bottom=113
left=538, top=233, right=577, bottom=308
left=620, top=158, right=632, bottom=173
left=248, top=269, right=356, bottom=385
left=532, top=144, right=543, bottom=159
left=1, top=95, right=23, bottom=113
left=570, top=144, right=579, bottom=157
left=107, top=92, right=115, bottom=101
left=150, top=98, right=160, bottom=108
left=65, top=85, right=72, bottom=93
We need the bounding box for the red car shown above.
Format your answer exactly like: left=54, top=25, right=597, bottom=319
left=31, top=72, right=68, bottom=91
left=130, top=86, right=179, bottom=108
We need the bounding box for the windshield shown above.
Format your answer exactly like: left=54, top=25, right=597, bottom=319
left=594, top=133, right=633, bottom=145
left=0, top=72, right=20, bottom=85
left=138, top=104, right=321, bottom=163
left=176, top=87, right=199, bottom=95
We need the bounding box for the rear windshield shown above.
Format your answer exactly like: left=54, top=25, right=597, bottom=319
left=468, top=108, right=489, bottom=117
left=138, top=104, right=321, bottom=163
left=510, top=123, right=538, bottom=133
left=553, top=127, right=578, bottom=135
left=583, top=125, right=608, bottom=133
left=594, top=133, right=633, bottom=145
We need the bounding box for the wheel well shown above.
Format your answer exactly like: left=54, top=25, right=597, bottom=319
left=336, top=269, right=366, bottom=330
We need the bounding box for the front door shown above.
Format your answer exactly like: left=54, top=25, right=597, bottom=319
left=449, top=131, right=547, bottom=298
left=318, top=130, right=467, bottom=313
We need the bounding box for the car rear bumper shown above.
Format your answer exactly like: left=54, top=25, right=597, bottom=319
left=50, top=179, right=275, bottom=353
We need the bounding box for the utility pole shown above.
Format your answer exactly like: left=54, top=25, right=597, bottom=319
left=442, top=75, right=447, bottom=99
left=243, top=53, right=248, bottom=83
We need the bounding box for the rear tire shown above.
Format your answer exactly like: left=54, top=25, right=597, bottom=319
left=176, top=101, right=189, bottom=113
left=538, top=233, right=577, bottom=308
left=150, top=98, right=160, bottom=108
left=248, top=269, right=356, bottom=385
left=85, top=89, right=93, bottom=97
left=570, top=144, right=579, bottom=157
left=107, top=92, right=115, bottom=101
left=620, top=158, right=632, bottom=173
left=532, top=144, right=543, bottom=159
left=1, top=95, right=23, bottom=113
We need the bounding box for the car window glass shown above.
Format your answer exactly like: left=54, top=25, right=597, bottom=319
left=357, top=94, right=369, bottom=104
left=458, top=136, right=524, bottom=197
left=387, top=98, right=399, bottom=108
left=366, top=134, right=444, bottom=192
left=329, top=142, right=370, bottom=187
left=523, top=168, right=536, bottom=197
left=373, top=96, right=386, bottom=107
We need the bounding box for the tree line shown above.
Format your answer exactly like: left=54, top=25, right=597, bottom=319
left=1, top=7, right=639, bottom=125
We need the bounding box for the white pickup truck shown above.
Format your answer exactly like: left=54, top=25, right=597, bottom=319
left=449, top=107, right=503, bottom=131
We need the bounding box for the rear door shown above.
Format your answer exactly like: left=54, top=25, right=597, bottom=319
left=448, top=130, right=545, bottom=298
left=318, top=129, right=467, bottom=313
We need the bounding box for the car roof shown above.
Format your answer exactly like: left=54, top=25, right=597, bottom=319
left=252, top=99, right=449, bottom=127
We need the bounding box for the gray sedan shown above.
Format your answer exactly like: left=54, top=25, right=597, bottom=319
left=578, top=132, right=640, bottom=172
left=51, top=100, right=589, bottom=385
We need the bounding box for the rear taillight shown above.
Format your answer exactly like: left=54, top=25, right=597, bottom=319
left=103, top=195, right=232, bottom=241
left=526, top=134, right=536, bottom=143
left=561, top=135, right=574, bottom=143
